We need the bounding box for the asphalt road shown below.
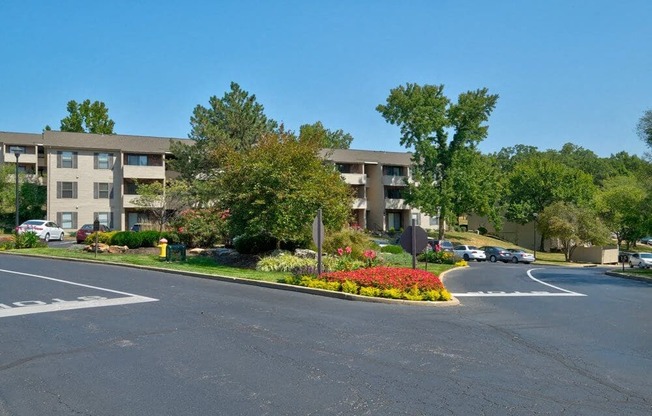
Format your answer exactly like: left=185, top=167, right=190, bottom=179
left=0, top=255, right=650, bottom=415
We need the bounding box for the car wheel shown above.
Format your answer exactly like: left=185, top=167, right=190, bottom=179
left=511, top=257, right=519, bottom=264
left=59, top=232, right=65, bottom=241
left=489, top=255, right=497, bottom=262
left=463, top=254, right=470, bottom=261
left=629, top=262, right=634, bottom=268
left=44, top=233, right=50, bottom=242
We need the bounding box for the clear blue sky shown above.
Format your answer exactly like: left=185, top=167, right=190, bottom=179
left=1, top=0, right=650, bottom=157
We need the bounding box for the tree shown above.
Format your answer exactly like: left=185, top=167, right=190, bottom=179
left=299, top=121, right=353, bottom=149
left=537, top=202, right=610, bottom=261
left=58, top=99, right=115, bottom=134
left=637, top=109, right=652, bottom=149
left=217, top=131, right=352, bottom=249
left=376, top=83, right=499, bottom=238
left=131, top=180, right=191, bottom=232
left=189, top=82, right=278, bottom=151
left=594, top=176, right=647, bottom=248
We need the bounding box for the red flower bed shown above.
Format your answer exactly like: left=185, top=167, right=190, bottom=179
left=321, top=266, right=444, bottom=291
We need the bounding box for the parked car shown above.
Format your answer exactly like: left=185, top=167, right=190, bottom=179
left=506, top=248, right=536, bottom=264
left=428, top=239, right=454, bottom=252
left=15, top=220, right=65, bottom=242
left=639, top=237, right=652, bottom=245
left=130, top=223, right=143, bottom=232
left=76, top=223, right=112, bottom=244
left=480, top=246, right=513, bottom=263
left=453, top=245, right=486, bottom=261
left=628, top=252, right=652, bottom=269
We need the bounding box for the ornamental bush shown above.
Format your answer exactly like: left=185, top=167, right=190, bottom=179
left=323, top=228, right=370, bottom=261
left=380, top=244, right=403, bottom=254
left=111, top=231, right=144, bottom=249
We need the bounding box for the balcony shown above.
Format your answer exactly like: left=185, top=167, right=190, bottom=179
left=385, top=198, right=408, bottom=210
left=341, top=173, right=367, bottom=185
left=4, top=152, right=37, bottom=164
left=123, top=164, right=165, bottom=179
left=123, top=194, right=140, bottom=208
left=351, top=198, right=367, bottom=209
left=382, top=175, right=407, bottom=186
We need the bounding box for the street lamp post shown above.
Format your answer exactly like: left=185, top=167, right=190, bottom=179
left=14, top=152, right=20, bottom=229
left=533, top=213, right=538, bottom=258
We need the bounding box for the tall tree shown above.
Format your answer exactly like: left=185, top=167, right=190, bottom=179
left=376, top=83, right=499, bottom=238
left=537, top=202, right=610, bottom=261
left=59, top=99, right=115, bottom=134
left=299, top=121, right=354, bottom=149
left=637, top=109, right=652, bottom=149
left=594, top=176, right=647, bottom=248
left=217, top=131, right=352, bottom=249
left=189, top=82, right=278, bottom=151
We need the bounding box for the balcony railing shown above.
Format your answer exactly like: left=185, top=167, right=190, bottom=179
left=341, top=173, right=367, bottom=185
left=123, top=164, right=165, bottom=179
left=351, top=198, right=367, bottom=209
left=382, top=175, right=407, bottom=186
left=385, top=198, right=408, bottom=210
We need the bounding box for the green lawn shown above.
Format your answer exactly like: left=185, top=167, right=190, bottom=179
left=3, top=247, right=456, bottom=283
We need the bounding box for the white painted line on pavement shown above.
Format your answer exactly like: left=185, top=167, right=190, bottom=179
left=0, top=296, right=158, bottom=318
left=453, top=291, right=585, bottom=297
left=526, top=268, right=585, bottom=296
left=0, top=268, right=152, bottom=297
left=0, top=268, right=159, bottom=318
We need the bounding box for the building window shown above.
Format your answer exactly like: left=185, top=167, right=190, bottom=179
left=387, top=211, right=402, bottom=231
left=8, top=145, right=26, bottom=154
left=94, top=212, right=113, bottom=229
left=384, top=166, right=403, bottom=176
left=94, top=182, right=113, bottom=199
left=95, top=153, right=113, bottom=169
left=57, top=151, right=78, bottom=168
left=386, top=188, right=402, bottom=199
left=124, top=180, right=138, bottom=194
left=57, top=181, right=78, bottom=198
left=58, top=212, right=77, bottom=229
left=126, top=154, right=149, bottom=166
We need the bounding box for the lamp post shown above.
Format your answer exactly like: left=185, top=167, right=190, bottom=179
left=533, top=213, right=538, bottom=258
left=14, top=152, right=20, bottom=229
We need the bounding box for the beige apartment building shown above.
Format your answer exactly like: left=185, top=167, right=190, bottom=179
left=2, top=130, right=437, bottom=233
left=322, top=149, right=439, bottom=232
left=1, top=130, right=185, bottom=232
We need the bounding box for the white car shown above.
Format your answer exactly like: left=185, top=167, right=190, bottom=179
left=16, top=220, right=65, bottom=242
left=628, top=252, right=652, bottom=269
left=506, top=248, right=536, bottom=264
left=453, top=245, right=486, bottom=261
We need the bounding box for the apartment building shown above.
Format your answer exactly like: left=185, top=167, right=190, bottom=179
left=322, top=149, right=439, bottom=232
left=2, top=130, right=437, bottom=234
left=1, top=130, right=187, bottom=232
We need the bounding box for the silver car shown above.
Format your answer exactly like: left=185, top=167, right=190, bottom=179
left=506, top=248, right=536, bottom=264
left=16, top=220, right=65, bottom=242
left=453, top=245, right=487, bottom=261
left=628, top=252, right=652, bottom=269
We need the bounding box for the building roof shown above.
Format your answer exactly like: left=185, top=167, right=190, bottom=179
left=321, top=148, right=413, bottom=165
left=0, top=131, right=193, bottom=153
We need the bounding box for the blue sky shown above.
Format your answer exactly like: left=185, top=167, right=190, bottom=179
left=1, top=0, right=650, bottom=157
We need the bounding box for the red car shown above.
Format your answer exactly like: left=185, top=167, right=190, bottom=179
left=76, top=224, right=111, bottom=244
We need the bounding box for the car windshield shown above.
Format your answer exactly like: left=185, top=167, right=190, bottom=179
left=24, top=220, right=44, bottom=225
left=81, top=224, right=93, bottom=230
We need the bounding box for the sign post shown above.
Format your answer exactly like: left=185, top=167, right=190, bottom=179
left=312, top=209, right=325, bottom=275
left=398, top=221, right=428, bottom=269
left=93, top=218, right=100, bottom=258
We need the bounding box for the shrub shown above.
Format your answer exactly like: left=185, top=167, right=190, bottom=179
left=173, top=208, right=228, bottom=248
left=139, top=230, right=162, bottom=247
left=323, top=228, right=370, bottom=261
left=13, top=232, right=45, bottom=249
left=418, top=250, right=458, bottom=264
left=111, top=231, right=144, bottom=249
left=257, top=252, right=315, bottom=272
left=341, top=280, right=359, bottom=294
left=380, top=244, right=403, bottom=254
left=233, top=233, right=278, bottom=254
left=359, top=286, right=381, bottom=297
left=478, top=226, right=488, bottom=235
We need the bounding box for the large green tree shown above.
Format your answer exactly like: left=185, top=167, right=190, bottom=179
left=217, top=131, right=352, bottom=249
left=131, top=180, right=191, bottom=232
left=376, top=83, right=499, bottom=238
left=594, top=175, right=647, bottom=248
left=537, top=202, right=610, bottom=261
left=54, top=99, right=115, bottom=134
left=298, top=121, right=353, bottom=149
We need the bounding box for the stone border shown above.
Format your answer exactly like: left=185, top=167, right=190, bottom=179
left=0, top=251, right=460, bottom=307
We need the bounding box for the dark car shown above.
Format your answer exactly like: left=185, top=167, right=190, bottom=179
left=480, top=246, right=513, bottom=263
left=76, top=224, right=111, bottom=244
left=428, top=239, right=454, bottom=252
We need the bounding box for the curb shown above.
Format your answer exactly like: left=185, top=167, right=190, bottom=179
left=604, top=270, right=652, bottom=284
left=0, top=251, right=460, bottom=307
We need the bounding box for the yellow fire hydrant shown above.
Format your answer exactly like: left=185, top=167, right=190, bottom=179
left=158, top=238, right=168, bottom=260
